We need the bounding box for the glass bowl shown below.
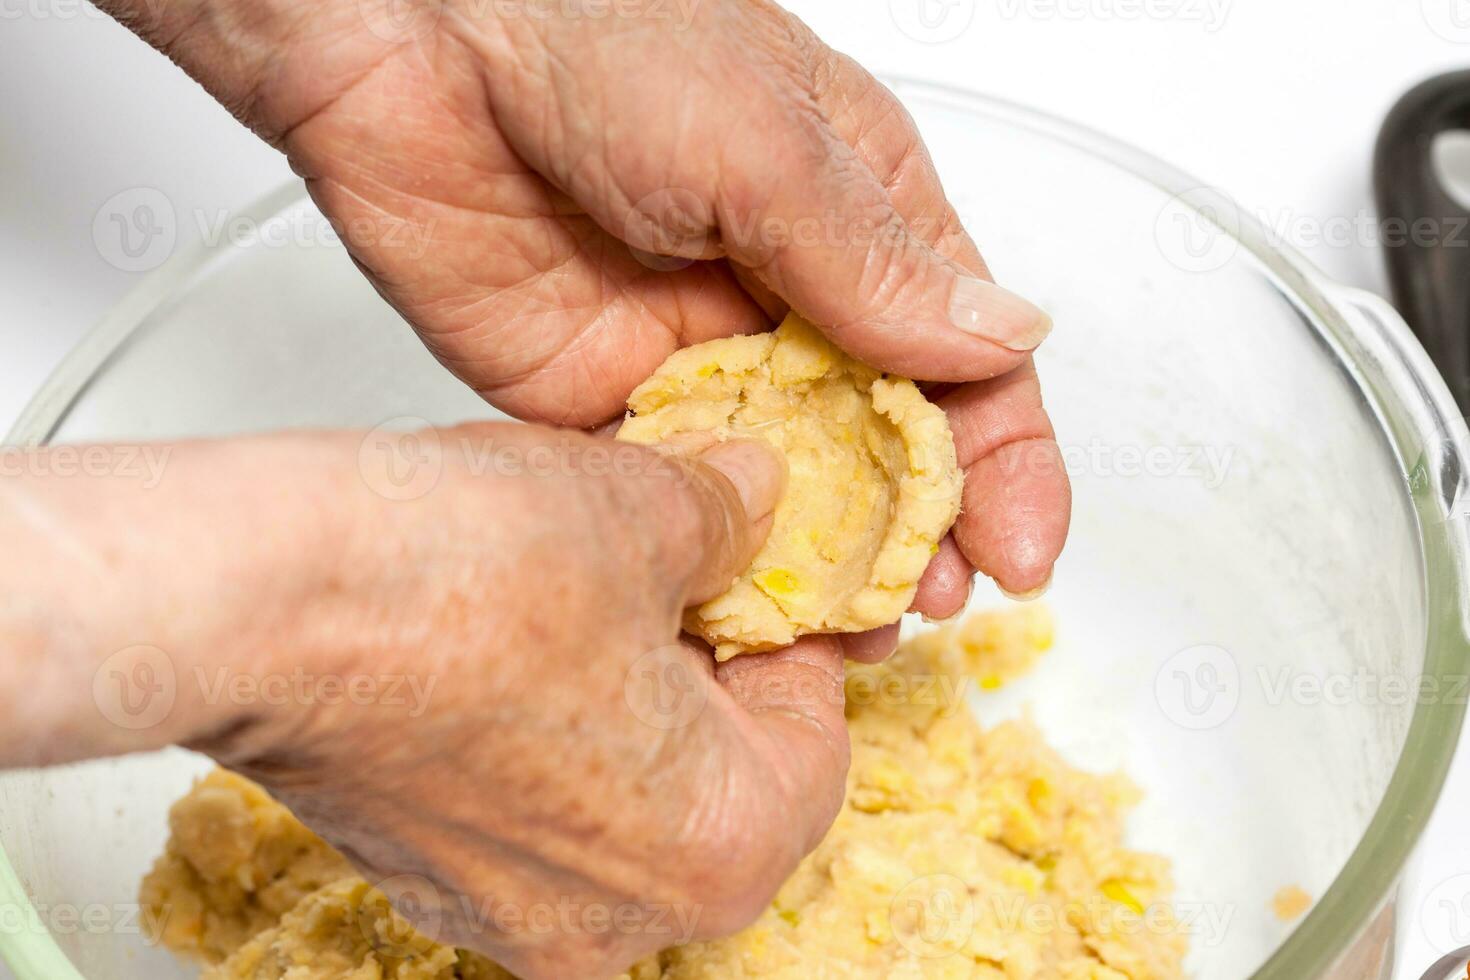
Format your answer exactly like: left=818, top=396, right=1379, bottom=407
left=2, top=79, right=1468, bottom=980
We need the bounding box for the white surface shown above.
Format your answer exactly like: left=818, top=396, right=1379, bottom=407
left=3, top=0, right=1470, bottom=975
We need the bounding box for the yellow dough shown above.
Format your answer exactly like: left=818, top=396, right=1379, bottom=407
left=139, top=769, right=356, bottom=963
left=203, top=879, right=504, bottom=980
left=140, top=772, right=508, bottom=979
left=645, top=606, right=1186, bottom=979
left=143, top=607, right=1187, bottom=980
left=617, top=313, right=965, bottom=659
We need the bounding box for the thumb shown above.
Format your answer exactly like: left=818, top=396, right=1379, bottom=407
left=715, top=637, right=851, bottom=854
left=656, top=440, right=786, bottom=606
left=719, top=128, right=1051, bottom=384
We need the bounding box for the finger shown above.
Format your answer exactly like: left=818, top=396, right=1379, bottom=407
left=715, top=113, right=1049, bottom=384
left=655, top=440, right=787, bottom=606
left=715, top=636, right=850, bottom=853
left=909, top=534, right=974, bottom=620
left=808, top=54, right=1070, bottom=600
left=283, top=42, right=772, bottom=432
left=840, top=624, right=902, bottom=664
left=728, top=265, right=789, bottom=322
left=938, top=364, right=1071, bottom=594
left=809, top=51, right=988, bottom=279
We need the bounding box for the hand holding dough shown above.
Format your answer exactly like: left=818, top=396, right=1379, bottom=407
left=618, top=314, right=964, bottom=659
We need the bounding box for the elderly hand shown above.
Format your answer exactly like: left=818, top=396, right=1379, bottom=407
left=105, top=0, right=1071, bottom=630
left=2, top=428, right=848, bottom=979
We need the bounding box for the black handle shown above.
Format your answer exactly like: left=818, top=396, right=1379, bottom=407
left=1374, top=70, right=1470, bottom=414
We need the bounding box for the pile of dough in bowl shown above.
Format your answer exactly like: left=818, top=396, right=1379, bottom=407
left=140, top=606, right=1188, bottom=979
left=617, top=313, right=965, bottom=660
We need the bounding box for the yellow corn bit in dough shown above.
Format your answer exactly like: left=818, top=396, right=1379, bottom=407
left=1271, top=885, right=1312, bottom=922
left=617, top=313, right=965, bottom=660
left=144, top=608, right=1187, bottom=980
left=650, top=607, right=1186, bottom=979
left=139, top=769, right=356, bottom=963
left=901, top=603, right=1057, bottom=692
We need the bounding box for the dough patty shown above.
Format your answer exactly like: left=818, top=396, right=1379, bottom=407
left=617, top=314, right=964, bottom=659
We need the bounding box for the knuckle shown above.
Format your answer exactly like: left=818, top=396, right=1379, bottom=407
left=844, top=224, right=934, bottom=324
left=661, top=763, right=801, bottom=940
left=694, top=881, right=781, bottom=941
left=675, top=843, right=786, bottom=941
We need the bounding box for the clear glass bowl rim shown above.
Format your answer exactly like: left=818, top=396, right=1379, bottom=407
left=3, top=77, right=1468, bottom=980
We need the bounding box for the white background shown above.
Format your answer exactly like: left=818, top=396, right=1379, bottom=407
left=3, top=0, right=1470, bottom=974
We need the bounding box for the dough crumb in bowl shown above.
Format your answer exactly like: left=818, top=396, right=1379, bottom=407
left=617, top=313, right=965, bottom=660
left=1271, top=885, right=1312, bottom=922
left=138, top=768, right=355, bottom=963
left=204, top=879, right=504, bottom=980
left=141, top=607, right=1187, bottom=979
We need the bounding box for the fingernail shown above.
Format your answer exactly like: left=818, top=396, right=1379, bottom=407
left=948, top=277, right=1053, bottom=351
left=700, top=440, right=786, bottom=522
left=1000, top=571, right=1053, bottom=602
left=922, top=577, right=975, bottom=626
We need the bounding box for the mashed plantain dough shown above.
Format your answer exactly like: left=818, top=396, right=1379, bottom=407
left=646, top=606, right=1186, bottom=979
left=141, top=771, right=508, bottom=979
left=204, top=879, right=504, bottom=980
left=139, top=769, right=356, bottom=963
left=143, top=607, right=1187, bottom=980
left=617, top=313, right=965, bottom=659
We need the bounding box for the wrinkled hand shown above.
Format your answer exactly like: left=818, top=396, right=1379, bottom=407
left=111, top=0, right=1071, bottom=632
left=3, top=428, right=847, bottom=979
left=216, top=431, right=848, bottom=978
